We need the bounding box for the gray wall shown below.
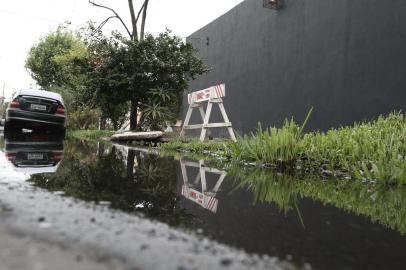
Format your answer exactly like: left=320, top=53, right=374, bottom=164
left=185, top=0, right=406, bottom=134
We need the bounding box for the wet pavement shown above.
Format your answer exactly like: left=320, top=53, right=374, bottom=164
left=1, top=133, right=406, bottom=269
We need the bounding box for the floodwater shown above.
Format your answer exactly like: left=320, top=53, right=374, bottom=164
left=1, top=134, right=406, bottom=270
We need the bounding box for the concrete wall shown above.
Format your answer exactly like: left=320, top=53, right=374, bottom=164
left=185, top=0, right=406, bottom=134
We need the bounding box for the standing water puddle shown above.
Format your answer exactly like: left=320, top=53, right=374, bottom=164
left=1, top=136, right=406, bottom=270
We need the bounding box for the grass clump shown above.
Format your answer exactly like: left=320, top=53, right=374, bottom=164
left=230, top=108, right=313, bottom=167
left=300, top=112, right=406, bottom=184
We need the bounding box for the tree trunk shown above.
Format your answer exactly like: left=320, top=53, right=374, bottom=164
left=127, top=0, right=138, bottom=40
left=140, top=0, right=149, bottom=41
left=130, top=98, right=138, bottom=130
left=99, top=116, right=107, bottom=130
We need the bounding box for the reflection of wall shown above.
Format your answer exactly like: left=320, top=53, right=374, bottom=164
left=176, top=167, right=406, bottom=270
left=186, top=0, right=406, bottom=133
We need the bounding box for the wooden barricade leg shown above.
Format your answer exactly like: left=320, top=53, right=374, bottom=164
left=199, top=160, right=207, bottom=192
left=199, top=106, right=205, bottom=121
left=217, top=102, right=237, bottom=142
left=199, top=101, right=213, bottom=141
left=193, top=170, right=201, bottom=185
left=212, top=173, right=227, bottom=193
left=180, top=104, right=193, bottom=138
left=180, top=160, right=189, bottom=186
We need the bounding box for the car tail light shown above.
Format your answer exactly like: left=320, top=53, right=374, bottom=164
left=9, top=98, right=20, bottom=109
left=52, top=151, right=64, bottom=162
left=56, top=105, right=65, bottom=115
left=5, top=152, right=17, bottom=161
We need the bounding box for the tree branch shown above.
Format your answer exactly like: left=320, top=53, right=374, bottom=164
left=135, top=1, right=146, bottom=23
left=88, top=0, right=132, bottom=39
left=93, top=16, right=116, bottom=35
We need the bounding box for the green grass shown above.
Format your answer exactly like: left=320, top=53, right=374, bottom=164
left=67, top=129, right=115, bottom=141
left=160, top=112, right=406, bottom=185
left=160, top=138, right=232, bottom=156
left=230, top=108, right=312, bottom=168
left=300, top=112, right=406, bottom=184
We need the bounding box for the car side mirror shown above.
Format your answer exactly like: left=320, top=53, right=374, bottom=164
left=0, top=119, right=4, bottom=126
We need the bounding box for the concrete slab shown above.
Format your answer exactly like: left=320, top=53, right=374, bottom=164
left=111, top=131, right=163, bottom=141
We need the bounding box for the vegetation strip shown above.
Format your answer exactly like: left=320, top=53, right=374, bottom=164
left=161, top=112, right=406, bottom=185
left=68, top=130, right=115, bottom=142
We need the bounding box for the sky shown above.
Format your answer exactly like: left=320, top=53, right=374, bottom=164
left=0, top=0, right=244, bottom=99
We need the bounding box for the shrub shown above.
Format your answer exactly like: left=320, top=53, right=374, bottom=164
left=67, top=107, right=101, bottom=130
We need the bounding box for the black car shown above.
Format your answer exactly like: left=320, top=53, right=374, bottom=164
left=4, top=89, right=66, bottom=137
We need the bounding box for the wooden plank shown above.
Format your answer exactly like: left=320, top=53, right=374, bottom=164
left=183, top=124, right=204, bottom=129
left=184, top=122, right=231, bottom=129
left=182, top=160, right=226, bottom=174
left=205, top=122, right=232, bottom=128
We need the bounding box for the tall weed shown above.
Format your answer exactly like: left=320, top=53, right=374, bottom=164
left=230, top=108, right=313, bottom=167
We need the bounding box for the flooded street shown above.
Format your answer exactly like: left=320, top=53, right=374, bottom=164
left=1, top=135, right=406, bottom=270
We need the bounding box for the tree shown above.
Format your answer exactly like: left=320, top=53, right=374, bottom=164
left=88, top=0, right=156, bottom=130
left=86, top=30, right=206, bottom=130
left=25, top=26, right=90, bottom=110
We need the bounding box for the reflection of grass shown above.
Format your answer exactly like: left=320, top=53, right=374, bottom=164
left=67, top=130, right=115, bottom=141
left=296, top=179, right=406, bottom=235
left=230, top=165, right=406, bottom=234
left=230, top=166, right=305, bottom=227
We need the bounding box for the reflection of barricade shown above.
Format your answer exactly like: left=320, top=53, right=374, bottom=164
left=180, top=159, right=227, bottom=213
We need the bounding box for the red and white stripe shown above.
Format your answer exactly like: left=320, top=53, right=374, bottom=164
left=205, top=197, right=219, bottom=213
left=187, top=83, right=226, bottom=104
left=214, top=84, right=225, bottom=98
left=181, top=185, right=219, bottom=213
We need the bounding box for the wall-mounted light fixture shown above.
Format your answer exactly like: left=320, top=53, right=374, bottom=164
left=263, top=0, right=284, bottom=10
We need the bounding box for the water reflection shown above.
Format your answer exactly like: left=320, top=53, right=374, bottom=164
left=180, top=159, right=227, bottom=213
left=6, top=138, right=406, bottom=270
left=3, top=132, right=64, bottom=174
left=230, top=165, right=406, bottom=235
left=231, top=167, right=305, bottom=226
left=29, top=141, right=191, bottom=226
